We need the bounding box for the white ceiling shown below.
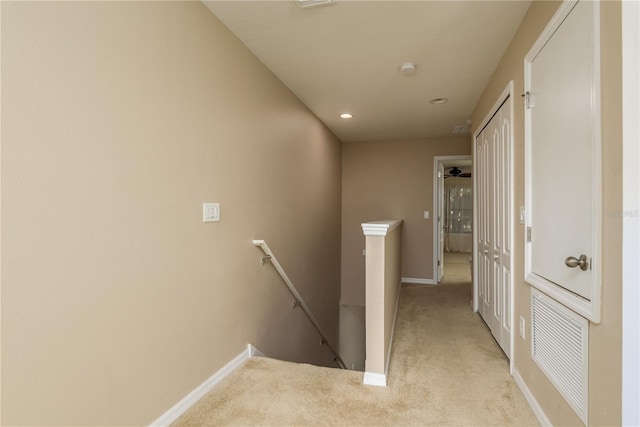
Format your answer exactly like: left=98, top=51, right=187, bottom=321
left=203, top=1, right=531, bottom=142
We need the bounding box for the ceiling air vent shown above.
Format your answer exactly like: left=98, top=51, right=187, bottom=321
left=295, top=0, right=334, bottom=9
left=451, top=125, right=471, bottom=135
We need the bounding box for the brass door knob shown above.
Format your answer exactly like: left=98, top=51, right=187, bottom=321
left=564, top=254, right=589, bottom=271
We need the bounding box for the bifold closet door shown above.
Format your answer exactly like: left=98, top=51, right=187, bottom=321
left=477, top=96, right=512, bottom=358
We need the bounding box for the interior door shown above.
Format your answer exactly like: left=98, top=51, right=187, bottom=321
left=527, top=0, right=599, bottom=314
left=476, top=95, right=512, bottom=358
left=477, top=123, right=491, bottom=322
left=497, top=97, right=512, bottom=356
left=437, top=163, right=445, bottom=282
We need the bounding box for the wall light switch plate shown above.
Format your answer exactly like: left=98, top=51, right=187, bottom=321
left=519, top=206, right=525, bottom=225
left=519, top=316, right=526, bottom=339
left=203, top=203, right=220, bottom=223
left=424, top=211, right=430, bottom=219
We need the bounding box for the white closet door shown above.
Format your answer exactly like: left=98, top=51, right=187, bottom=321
left=477, top=124, right=491, bottom=321
left=498, top=97, right=512, bottom=356
left=476, top=96, right=512, bottom=358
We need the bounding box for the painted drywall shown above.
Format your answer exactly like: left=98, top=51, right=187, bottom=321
left=383, top=225, right=401, bottom=374
left=341, top=137, right=471, bottom=306
left=1, top=2, right=342, bottom=425
left=363, top=222, right=401, bottom=377
left=338, top=304, right=365, bottom=371
left=472, top=0, right=622, bottom=424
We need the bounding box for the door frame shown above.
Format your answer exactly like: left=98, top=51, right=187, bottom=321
left=622, top=0, right=640, bottom=423
left=472, top=81, right=515, bottom=367
left=432, top=155, right=472, bottom=284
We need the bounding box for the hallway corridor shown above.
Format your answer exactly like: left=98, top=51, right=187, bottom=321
left=173, top=256, right=538, bottom=426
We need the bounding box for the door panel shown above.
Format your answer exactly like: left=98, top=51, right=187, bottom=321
left=476, top=95, right=512, bottom=357
left=529, top=0, right=594, bottom=300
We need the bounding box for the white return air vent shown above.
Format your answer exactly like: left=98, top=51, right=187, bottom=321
left=450, top=125, right=471, bottom=135
left=531, top=289, right=589, bottom=425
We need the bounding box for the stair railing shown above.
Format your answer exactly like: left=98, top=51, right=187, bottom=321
left=252, top=239, right=346, bottom=369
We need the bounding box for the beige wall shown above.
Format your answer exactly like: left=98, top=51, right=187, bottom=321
left=1, top=2, right=342, bottom=425
left=472, top=1, right=622, bottom=424
left=338, top=304, right=365, bottom=371
left=341, top=137, right=471, bottom=306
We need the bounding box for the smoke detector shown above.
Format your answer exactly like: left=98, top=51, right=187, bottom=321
left=399, top=63, right=417, bottom=76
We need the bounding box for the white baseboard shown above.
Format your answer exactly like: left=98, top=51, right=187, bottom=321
left=149, top=343, right=261, bottom=426
left=249, top=344, right=264, bottom=358
left=512, top=367, right=552, bottom=427
left=401, top=277, right=436, bottom=285
left=363, top=372, right=387, bottom=387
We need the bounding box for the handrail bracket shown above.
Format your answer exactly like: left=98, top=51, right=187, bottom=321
left=261, top=254, right=272, bottom=265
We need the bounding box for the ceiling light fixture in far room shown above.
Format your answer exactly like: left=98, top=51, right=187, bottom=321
left=399, top=63, right=417, bottom=76
left=295, top=0, right=334, bottom=9
left=340, top=113, right=353, bottom=119
left=430, top=97, right=448, bottom=104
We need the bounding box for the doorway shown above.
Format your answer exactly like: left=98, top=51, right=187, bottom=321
left=433, top=155, right=473, bottom=284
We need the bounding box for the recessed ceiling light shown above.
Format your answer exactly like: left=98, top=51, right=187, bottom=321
left=340, top=113, right=353, bottom=119
left=430, top=98, right=448, bottom=104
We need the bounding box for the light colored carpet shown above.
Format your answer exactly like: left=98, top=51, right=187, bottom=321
left=173, top=253, right=539, bottom=426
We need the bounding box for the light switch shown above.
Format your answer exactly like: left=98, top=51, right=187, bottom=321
left=519, top=206, right=525, bottom=225
left=203, top=203, right=220, bottom=223
left=424, top=211, right=430, bottom=219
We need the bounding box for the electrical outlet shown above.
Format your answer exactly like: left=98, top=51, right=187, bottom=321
left=519, top=316, right=526, bottom=339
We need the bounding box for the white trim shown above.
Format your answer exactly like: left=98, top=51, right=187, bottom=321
left=249, top=343, right=264, bottom=358
left=524, top=0, right=602, bottom=323
left=149, top=344, right=259, bottom=426
left=433, top=155, right=472, bottom=285
left=401, top=277, right=436, bottom=285
left=363, top=372, right=387, bottom=387
left=384, top=281, right=403, bottom=380
left=361, top=219, right=402, bottom=236
left=622, top=0, right=640, bottom=424
left=512, top=368, right=552, bottom=427
left=475, top=82, right=513, bottom=135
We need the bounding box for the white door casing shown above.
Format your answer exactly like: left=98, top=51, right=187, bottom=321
left=525, top=0, right=602, bottom=323
left=438, top=163, right=445, bottom=282
left=622, top=1, right=640, bottom=424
